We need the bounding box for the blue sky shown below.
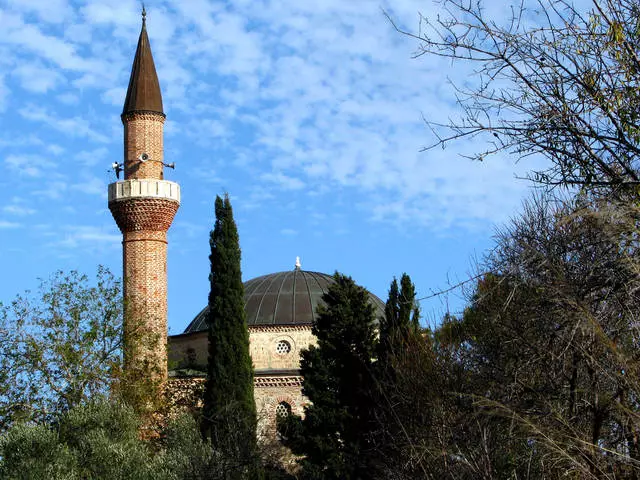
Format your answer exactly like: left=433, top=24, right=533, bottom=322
left=0, top=0, right=539, bottom=333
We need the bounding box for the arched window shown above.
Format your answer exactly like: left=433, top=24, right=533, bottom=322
left=275, top=339, right=292, bottom=355
left=276, top=401, right=292, bottom=419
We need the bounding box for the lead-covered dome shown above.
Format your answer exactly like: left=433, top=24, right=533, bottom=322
left=184, top=269, right=385, bottom=333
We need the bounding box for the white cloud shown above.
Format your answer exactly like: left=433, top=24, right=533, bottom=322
left=0, top=220, right=21, bottom=229
left=0, top=72, right=8, bottom=112
left=55, top=225, right=121, bottom=249
left=173, top=220, right=206, bottom=239
left=261, top=172, right=305, bottom=191
left=18, top=105, right=109, bottom=143
left=57, top=92, right=79, bottom=104
left=0, top=0, right=545, bottom=234
left=71, top=175, right=106, bottom=197
left=74, top=147, right=108, bottom=167
left=5, top=0, right=74, bottom=24
left=1, top=12, right=86, bottom=70
left=189, top=167, right=225, bottom=185
left=34, top=181, right=68, bottom=200
left=3, top=203, right=36, bottom=216
left=101, top=87, right=126, bottom=106
left=4, top=153, right=52, bottom=177
left=81, top=2, right=139, bottom=28
left=12, top=62, right=64, bottom=93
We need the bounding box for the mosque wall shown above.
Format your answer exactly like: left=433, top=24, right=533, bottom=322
left=254, top=380, right=308, bottom=434
left=164, top=377, right=307, bottom=438
left=249, top=325, right=316, bottom=371
left=168, top=325, right=316, bottom=372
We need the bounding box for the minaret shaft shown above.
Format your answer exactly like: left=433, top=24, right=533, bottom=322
left=123, top=112, right=165, bottom=179
left=122, top=230, right=168, bottom=379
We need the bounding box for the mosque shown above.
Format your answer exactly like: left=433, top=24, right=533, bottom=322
left=107, top=11, right=384, bottom=434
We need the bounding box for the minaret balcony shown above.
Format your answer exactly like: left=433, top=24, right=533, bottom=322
left=108, top=179, right=180, bottom=204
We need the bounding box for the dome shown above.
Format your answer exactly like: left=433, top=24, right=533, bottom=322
left=183, top=269, right=385, bottom=333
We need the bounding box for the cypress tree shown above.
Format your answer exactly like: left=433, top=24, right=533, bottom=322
left=399, top=273, right=420, bottom=334
left=372, top=273, right=422, bottom=474
left=279, top=273, right=379, bottom=479
left=378, top=273, right=420, bottom=362
left=202, top=194, right=257, bottom=471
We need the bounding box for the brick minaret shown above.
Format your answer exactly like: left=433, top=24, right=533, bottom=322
left=108, top=10, right=179, bottom=402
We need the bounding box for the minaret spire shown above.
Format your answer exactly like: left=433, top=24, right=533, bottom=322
left=122, top=5, right=163, bottom=118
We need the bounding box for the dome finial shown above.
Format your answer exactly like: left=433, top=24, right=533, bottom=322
left=295, top=256, right=301, bottom=270
left=141, top=2, right=146, bottom=26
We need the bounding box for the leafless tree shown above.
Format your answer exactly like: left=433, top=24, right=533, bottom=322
left=389, top=0, right=640, bottom=196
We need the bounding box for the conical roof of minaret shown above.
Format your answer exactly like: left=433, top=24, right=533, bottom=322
left=122, top=9, right=164, bottom=117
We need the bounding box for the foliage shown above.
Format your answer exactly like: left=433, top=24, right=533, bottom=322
left=373, top=195, right=640, bottom=479
left=391, top=0, right=640, bottom=196
left=0, top=266, right=122, bottom=431
left=202, top=194, right=258, bottom=475
left=371, top=2, right=640, bottom=473
left=0, top=400, right=274, bottom=480
left=162, top=413, right=217, bottom=479
left=456, top=195, right=640, bottom=478
left=0, top=400, right=162, bottom=480
left=0, top=422, right=76, bottom=480
left=377, top=273, right=420, bottom=364
left=279, top=273, right=379, bottom=479
left=348, top=194, right=640, bottom=478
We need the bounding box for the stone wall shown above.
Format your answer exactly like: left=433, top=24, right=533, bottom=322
left=249, top=326, right=316, bottom=371
left=254, top=378, right=307, bottom=436
left=168, top=325, right=316, bottom=372
left=165, top=376, right=307, bottom=436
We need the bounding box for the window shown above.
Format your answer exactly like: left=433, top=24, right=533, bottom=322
left=275, top=339, right=292, bottom=355
left=276, top=401, right=292, bottom=419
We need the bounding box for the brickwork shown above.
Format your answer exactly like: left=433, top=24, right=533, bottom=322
left=123, top=112, right=165, bottom=180
left=110, top=197, right=179, bottom=232
left=121, top=229, right=169, bottom=381
left=109, top=90, right=178, bottom=397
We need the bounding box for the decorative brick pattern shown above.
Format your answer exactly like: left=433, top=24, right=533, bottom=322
left=249, top=324, right=315, bottom=333
left=123, top=112, right=165, bottom=180
left=164, top=378, right=205, bottom=416
left=109, top=197, right=179, bottom=232
left=254, top=376, right=303, bottom=388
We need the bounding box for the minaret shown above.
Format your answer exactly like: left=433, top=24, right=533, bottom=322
left=108, top=9, right=180, bottom=404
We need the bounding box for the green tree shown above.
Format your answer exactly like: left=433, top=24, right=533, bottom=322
left=449, top=195, right=640, bottom=478
left=201, top=194, right=257, bottom=474
left=0, top=401, right=161, bottom=480
left=0, top=266, right=122, bottom=430
left=378, top=273, right=420, bottom=364
left=280, top=273, right=379, bottom=480
left=0, top=399, right=237, bottom=480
